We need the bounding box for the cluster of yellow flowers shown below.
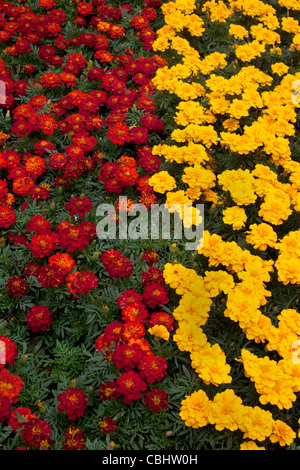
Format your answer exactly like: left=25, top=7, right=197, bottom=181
left=154, top=0, right=300, bottom=449
left=180, top=388, right=296, bottom=447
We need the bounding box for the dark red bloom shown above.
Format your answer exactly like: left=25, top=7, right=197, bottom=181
left=0, top=394, right=10, bottom=422
left=26, top=306, right=53, bottom=333
left=141, top=267, right=164, bottom=287
left=65, top=196, right=93, bottom=217
left=20, top=417, right=53, bottom=448
left=98, top=380, right=119, bottom=402
left=112, top=343, right=145, bottom=371
left=8, top=407, right=37, bottom=432
left=37, top=264, right=65, bottom=289
left=98, top=416, right=117, bottom=434
left=116, top=289, right=143, bottom=309
left=57, top=387, right=89, bottom=420
left=142, top=249, right=159, bottom=266
left=5, top=275, right=28, bottom=298
left=63, top=426, right=86, bottom=450
left=116, top=370, right=148, bottom=405
left=101, top=249, right=133, bottom=278
left=138, top=354, right=168, bottom=383
left=70, top=270, right=98, bottom=296
left=107, top=122, right=131, bottom=146
left=143, top=283, right=169, bottom=309
left=144, top=388, right=168, bottom=412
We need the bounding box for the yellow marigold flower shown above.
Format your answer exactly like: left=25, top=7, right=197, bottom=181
left=190, top=342, right=232, bottom=386
left=239, top=406, right=274, bottom=442
left=207, top=389, right=245, bottom=432
left=202, top=0, right=232, bottom=23
left=245, top=223, right=277, bottom=251
left=148, top=171, right=176, bottom=194
left=228, top=24, right=249, bottom=40
left=240, top=441, right=265, bottom=450
left=235, top=40, right=265, bottom=62
left=163, top=262, right=199, bottom=295
left=182, top=164, right=216, bottom=191
left=148, top=325, right=170, bottom=341
left=173, top=323, right=207, bottom=352
left=271, top=62, right=289, bottom=76
left=281, top=16, right=300, bottom=34
left=222, top=206, right=247, bottom=230
left=218, top=169, right=257, bottom=206
left=270, top=420, right=296, bottom=447
left=173, top=291, right=212, bottom=327
left=179, top=390, right=210, bottom=428
left=258, top=188, right=292, bottom=225
left=222, top=118, right=240, bottom=132
left=203, top=270, right=235, bottom=296
left=228, top=98, right=250, bottom=119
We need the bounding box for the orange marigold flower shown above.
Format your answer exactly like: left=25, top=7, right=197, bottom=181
left=0, top=368, right=24, bottom=404
left=48, top=252, right=76, bottom=275
left=24, top=156, right=47, bottom=179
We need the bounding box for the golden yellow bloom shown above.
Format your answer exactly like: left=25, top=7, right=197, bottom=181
left=148, top=325, right=170, bottom=341
left=222, top=206, right=247, bottom=230
left=148, top=171, right=176, bottom=193
left=180, top=390, right=210, bottom=428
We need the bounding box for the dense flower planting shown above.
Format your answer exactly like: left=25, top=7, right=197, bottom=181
left=0, top=0, right=300, bottom=452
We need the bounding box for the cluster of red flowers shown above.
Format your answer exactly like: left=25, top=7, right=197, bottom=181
left=0, top=0, right=173, bottom=450
left=95, top=251, right=172, bottom=417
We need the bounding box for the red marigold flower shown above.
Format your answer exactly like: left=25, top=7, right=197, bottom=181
left=41, top=72, right=61, bottom=88
left=122, top=320, right=146, bottom=342
left=148, top=311, right=175, bottom=333
left=23, top=262, right=42, bottom=278
left=29, top=184, right=50, bottom=201
left=116, top=370, right=148, bottom=405
left=57, top=222, right=91, bottom=252
left=0, top=336, right=18, bottom=369
left=27, top=232, right=59, bottom=258
left=144, top=388, right=168, bottom=413
left=77, top=2, right=94, bottom=16
left=37, top=264, right=65, bottom=289
left=57, top=387, right=89, bottom=420
left=63, top=426, right=86, bottom=450
left=141, top=267, right=164, bottom=287
left=49, top=152, right=67, bottom=170
left=107, top=122, right=131, bottom=146
left=130, top=126, right=149, bottom=145
left=8, top=407, right=37, bottom=432
left=94, top=333, right=115, bottom=361
left=121, top=302, right=149, bottom=322
left=143, top=283, right=169, bottom=309
left=48, top=252, right=76, bottom=275
left=116, top=289, right=143, bottom=309
left=34, top=140, right=55, bottom=156
left=0, top=368, right=24, bottom=404
left=112, top=343, right=146, bottom=371
left=0, top=394, right=10, bottom=422
left=98, top=381, right=119, bottom=402
left=12, top=177, right=34, bottom=197
left=130, top=15, right=149, bottom=30
left=142, top=249, right=159, bottom=266
left=5, top=275, right=28, bottom=298
left=104, top=321, right=124, bottom=344
left=98, top=416, right=117, bottom=434
left=26, top=306, right=53, bottom=333
left=65, top=195, right=93, bottom=217
left=25, top=216, right=52, bottom=235
left=70, top=270, right=98, bottom=296
left=20, top=417, right=53, bottom=448
left=0, top=205, right=15, bottom=228
left=101, top=249, right=133, bottom=278
left=24, top=156, right=47, bottom=179
left=39, top=0, right=56, bottom=10
left=139, top=190, right=157, bottom=208
left=138, top=354, right=168, bottom=383
left=7, top=232, right=28, bottom=246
